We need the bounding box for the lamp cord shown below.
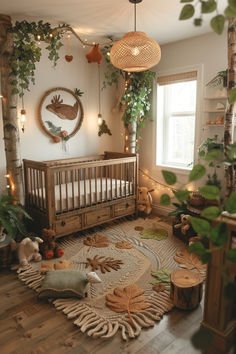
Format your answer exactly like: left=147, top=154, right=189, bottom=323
left=134, top=2, right=136, bottom=31
left=98, top=64, right=101, bottom=114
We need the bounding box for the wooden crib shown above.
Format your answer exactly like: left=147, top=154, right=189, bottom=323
left=23, top=152, right=138, bottom=238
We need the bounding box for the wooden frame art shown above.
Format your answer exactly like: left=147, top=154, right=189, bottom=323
left=38, top=87, right=84, bottom=143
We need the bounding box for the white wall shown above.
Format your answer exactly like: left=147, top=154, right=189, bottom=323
left=139, top=31, right=227, bottom=213
left=0, top=34, right=123, bottom=195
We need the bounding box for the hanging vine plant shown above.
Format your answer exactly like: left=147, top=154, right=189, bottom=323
left=101, top=44, right=155, bottom=150
left=9, top=20, right=66, bottom=97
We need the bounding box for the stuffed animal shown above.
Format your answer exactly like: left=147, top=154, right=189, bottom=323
left=18, top=237, right=43, bottom=267
left=85, top=44, right=102, bottom=64
left=39, top=228, right=64, bottom=260
left=40, top=259, right=74, bottom=273
left=174, top=214, right=191, bottom=235
left=137, top=187, right=154, bottom=215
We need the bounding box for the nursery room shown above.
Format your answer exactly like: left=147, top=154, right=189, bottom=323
left=0, top=0, right=236, bottom=353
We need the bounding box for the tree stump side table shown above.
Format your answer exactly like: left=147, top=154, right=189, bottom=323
left=0, top=234, right=12, bottom=269
left=170, top=269, right=203, bottom=310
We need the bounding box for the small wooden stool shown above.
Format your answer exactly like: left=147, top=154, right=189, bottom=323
left=170, top=269, right=203, bottom=310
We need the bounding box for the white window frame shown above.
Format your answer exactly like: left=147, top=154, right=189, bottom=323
left=153, top=64, right=203, bottom=175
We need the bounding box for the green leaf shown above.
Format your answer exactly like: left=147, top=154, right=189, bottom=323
left=179, top=4, right=195, bottom=20
left=160, top=194, right=171, bottom=206
left=201, top=206, right=220, bottom=220
left=205, top=149, right=221, bottom=161
left=210, top=15, right=225, bottom=35
left=190, top=217, right=211, bottom=235
left=191, top=327, right=213, bottom=349
left=194, top=18, right=203, bottom=26
left=225, top=191, right=236, bottom=213
left=199, top=150, right=205, bottom=157
left=229, top=88, right=236, bottom=104
left=209, top=223, right=227, bottom=246
left=189, top=164, right=206, bottom=182
left=226, top=249, right=236, bottom=263
left=180, top=0, right=194, bottom=2
left=188, top=242, right=211, bottom=263
left=201, top=1, right=217, bottom=14
left=161, top=170, right=177, bottom=185
left=199, top=185, right=220, bottom=200
left=173, top=190, right=190, bottom=203
left=224, top=6, right=236, bottom=17
left=229, top=0, right=236, bottom=11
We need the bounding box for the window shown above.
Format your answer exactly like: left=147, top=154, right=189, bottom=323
left=156, top=71, right=197, bottom=170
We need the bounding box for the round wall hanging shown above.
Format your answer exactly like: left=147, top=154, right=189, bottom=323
left=38, top=87, right=84, bottom=143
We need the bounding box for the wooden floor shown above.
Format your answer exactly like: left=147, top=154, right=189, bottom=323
left=0, top=269, right=203, bottom=354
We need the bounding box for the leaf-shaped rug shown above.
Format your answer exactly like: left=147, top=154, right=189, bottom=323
left=106, top=284, right=151, bottom=327
left=174, top=247, right=207, bottom=277
left=151, top=269, right=171, bottom=291
left=83, top=234, right=109, bottom=248
left=85, top=255, right=123, bottom=273
left=140, top=228, right=168, bottom=241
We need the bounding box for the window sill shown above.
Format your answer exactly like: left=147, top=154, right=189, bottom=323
left=155, top=163, right=191, bottom=175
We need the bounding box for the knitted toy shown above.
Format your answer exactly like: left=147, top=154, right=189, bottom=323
left=174, top=214, right=191, bottom=235
left=137, top=187, right=154, bottom=216
left=18, top=236, right=43, bottom=267
left=85, top=44, right=102, bottom=64
left=39, top=228, right=64, bottom=260
left=40, top=259, right=74, bottom=273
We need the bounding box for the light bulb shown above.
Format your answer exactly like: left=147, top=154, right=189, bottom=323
left=131, top=47, right=140, bottom=56
left=0, top=94, right=3, bottom=98
left=97, top=114, right=102, bottom=126
left=49, top=33, right=53, bottom=38
left=37, top=35, right=41, bottom=40
left=125, top=135, right=128, bottom=141
left=20, top=109, right=26, bottom=123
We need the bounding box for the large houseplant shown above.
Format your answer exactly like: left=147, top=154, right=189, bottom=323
left=0, top=194, right=32, bottom=242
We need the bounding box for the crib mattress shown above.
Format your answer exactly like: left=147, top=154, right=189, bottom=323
left=30, top=178, right=133, bottom=212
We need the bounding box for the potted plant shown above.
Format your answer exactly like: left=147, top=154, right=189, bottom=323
left=0, top=194, right=32, bottom=242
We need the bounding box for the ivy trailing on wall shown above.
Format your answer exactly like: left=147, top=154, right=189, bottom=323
left=9, top=20, right=66, bottom=97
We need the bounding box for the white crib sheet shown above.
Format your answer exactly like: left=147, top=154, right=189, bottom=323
left=31, top=178, right=133, bottom=212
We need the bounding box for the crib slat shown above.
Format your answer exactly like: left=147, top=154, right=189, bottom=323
left=89, top=168, right=92, bottom=206
left=100, top=166, right=103, bottom=203
left=71, top=170, right=75, bottom=210
left=59, top=172, right=62, bottom=213
left=36, top=170, right=40, bottom=209
left=33, top=169, right=37, bottom=206
left=115, top=164, right=117, bottom=199
left=128, top=162, right=131, bottom=196
left=78, top=169, right=81, bottom=208
left=120, top=163, right=122, bottom=198
left=106, top=166, right=108, bottom=201
left=84, top=168, right=87, bottom=206
left=95, top=166, right=98, bottom=204
left=110, top=165, right=113, bottom=200
left=65, top=170, right=69, bottom=211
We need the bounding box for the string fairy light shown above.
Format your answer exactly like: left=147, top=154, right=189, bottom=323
left=20, top=96, right=26, bottom=133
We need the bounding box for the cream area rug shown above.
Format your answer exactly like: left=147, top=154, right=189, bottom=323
left=17, top=217, right=184, bottom=341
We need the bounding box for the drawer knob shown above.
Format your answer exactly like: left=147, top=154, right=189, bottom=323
left=61, top=221, right=66, bottom=227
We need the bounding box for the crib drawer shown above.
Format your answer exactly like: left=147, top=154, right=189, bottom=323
left=85, top=207, right=111, bottom=226
left=55, top=216, right=82, bottom=235
left=114, top=200, right=135, bottom=216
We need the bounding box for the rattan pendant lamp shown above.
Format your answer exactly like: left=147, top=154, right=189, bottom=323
left=110, top=0, right=161, bottom=72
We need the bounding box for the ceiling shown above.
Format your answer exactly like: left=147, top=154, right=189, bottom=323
left=0, top=0, right=228, bottom=45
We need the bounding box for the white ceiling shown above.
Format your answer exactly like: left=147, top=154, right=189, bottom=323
left=0, top=0, right=228, bottom=44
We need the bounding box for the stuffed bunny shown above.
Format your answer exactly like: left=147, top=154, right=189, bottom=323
left=18, top=237, right=43, bottom=267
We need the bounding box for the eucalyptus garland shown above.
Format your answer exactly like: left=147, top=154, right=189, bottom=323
left=10, top=21, right=66, bottom=97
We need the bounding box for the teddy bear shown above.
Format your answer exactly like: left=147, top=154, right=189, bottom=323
left=40, top=259, right=74, bottom=273
left=39, top=228, right=64, bottom=260
left=18, top=236, right=43, bottom=267
left=174, top=214, right=191, bottom=235
left=137, top=187, right=154, bottom=216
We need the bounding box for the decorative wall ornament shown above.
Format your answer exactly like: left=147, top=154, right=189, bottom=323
left=38, top=87, right=84, bottom=145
